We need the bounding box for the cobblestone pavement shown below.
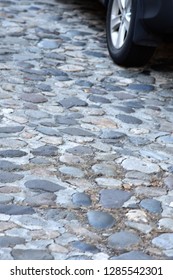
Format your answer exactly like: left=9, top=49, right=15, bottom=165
left=0, top=0, right=173, bottom=260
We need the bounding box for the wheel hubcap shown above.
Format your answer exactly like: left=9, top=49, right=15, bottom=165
left=110, top=0, right=132, bottom=49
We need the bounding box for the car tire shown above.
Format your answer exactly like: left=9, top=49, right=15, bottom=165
left=106, top=0, right=155, bottom=66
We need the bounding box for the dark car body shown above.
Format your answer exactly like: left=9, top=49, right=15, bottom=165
left=101, top=0, right=173, bottom=46
left=99, top=0, right=173, bottom=46
left=99, top=0, right=173, bottom=66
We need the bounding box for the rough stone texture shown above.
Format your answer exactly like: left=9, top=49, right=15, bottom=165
left=25, top=180, right=65, bottom=193
left=87, top=211, right=116, bottom=229
left=11, top=249, right=53, bottom=260
left=108, top=231, right=141, bottom=250
left=100, top=189, right=133, bottom=208
left=0, top=0, right=173, bottom=261
left=111, top=251, right=154, bottom=260
left=152, top=234, right=173, bottom=250
left=72, top=192, right=92, bottom=207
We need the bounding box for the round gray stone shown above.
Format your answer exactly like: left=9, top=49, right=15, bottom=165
left=87, top=211, right=115, bottom=229
left=108, top=231, right=141, bottom=250
left=72, top=192, right=92, bottom=207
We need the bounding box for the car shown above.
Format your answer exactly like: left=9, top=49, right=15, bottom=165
left=99, top=0, right=173, bottom=66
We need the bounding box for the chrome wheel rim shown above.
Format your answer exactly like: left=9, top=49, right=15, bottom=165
left=110, top=0, right=132, bottom=49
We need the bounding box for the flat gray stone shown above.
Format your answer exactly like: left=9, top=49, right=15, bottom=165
left=127, top=84, right=154, bottom=92
left=88, top=95, right=111, bottom=104
left=25, top=179, right=65, bottom=193
left=66, top=145, right=93, bottom=155
left=100, top=130, right=126, bottom=139
left=0, top=171, right=24, bottom=183
left=58, top=97, right=88, bottom=108
left=24, top=192, right=57, bottom=207
left=152, top=233, right=173, bottom=250
left=108, top=231, right=141, bottom=250
left=164, top=176, right=173, bottom=190
left=92, top=163, right=118, bottom=176
left=31, top=145, right=58, bottom=156
left=0, top=160, right=21, bottom=171
left=21, top=93, right=48, bottom=103
left=0, top=194, right=14, bottom=204
left=0, top=236, right=25, bottom=247
left=100, top=189, right=133, bottom=208
left=36, top=127, right=61, bottom=136
left=0, top=150, right=27, bottom=158
left=60, top=127, right=95, bottom=137
left=0, top=126, right=24, bottom=133
left=116, top=114, right=142, bottom=124
left=55, top=115, right=78, bottom=125
left=111, top=251, right=154, bottom=260
left=140, top=199, right=162, bottom=214
left=0, top=204, right=35, bottom=215
left=72, top=241, right=100, bottom=253
left=12, top=249, right=53, bottom=260
left=122, top=157, right=160, bottom=174
left=59, top=166, right=84, bottom=178
left=87, top=211, right=115, bottom=229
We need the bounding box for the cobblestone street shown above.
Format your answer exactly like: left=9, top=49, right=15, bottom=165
left=1, top=0, right=173, bottom=260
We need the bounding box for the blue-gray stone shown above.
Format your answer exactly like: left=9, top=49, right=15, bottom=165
left=152, top=233, right=173, bottom=250
left=100, top=130, right=126, bottom=139
left=110, top=251, right=154, bottom=260
left=55, top=115, right=78, bottom=125
left=11, top=249, right=53, bottom=260
left=108, top=231, right=141, bottom=249
left=0, top=204, right=35, bottom=215
left=128, top=84, right=154, bottom=92
left=72, top=192, right=92, bottom=207
left=31, top=145, right=58, bottom=156
left=72, top=241, right=100, bottom=253
left=60, top=127, right=95, bottom=137
left=100, top=189, right=133, bottom=208
left=87, top=211, right=115, bottom=229
left=58, top=97, right=88, bottom=108
left=116, top=114, right=142, bottom=124
left=66, top=145, right=93, bottom=155
left=140, top=199, right=162, bottom=214
left=0, top=236, right=25, bottom=248
left=88, top=95, right=111, bottom=104
left=0, top=160, right=21, bottom=171
left=123, top=100, right=145, bottom=109
left=36, top=127, right=61, bottom=136
left=25, top=179, right=65, bottom=193
left=0, top=150, right=27, bottom=158
left=0, top=171, right=24, bottom=183
left=0, top=126, right=24, bottom=133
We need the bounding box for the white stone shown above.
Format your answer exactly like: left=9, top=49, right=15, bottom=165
left=122, top=157, right=160, bottom=174
left=126, top=210, right=148, bottom=223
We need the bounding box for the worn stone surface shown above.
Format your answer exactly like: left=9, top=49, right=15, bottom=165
left=0, top=0, right=173, bottom=260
